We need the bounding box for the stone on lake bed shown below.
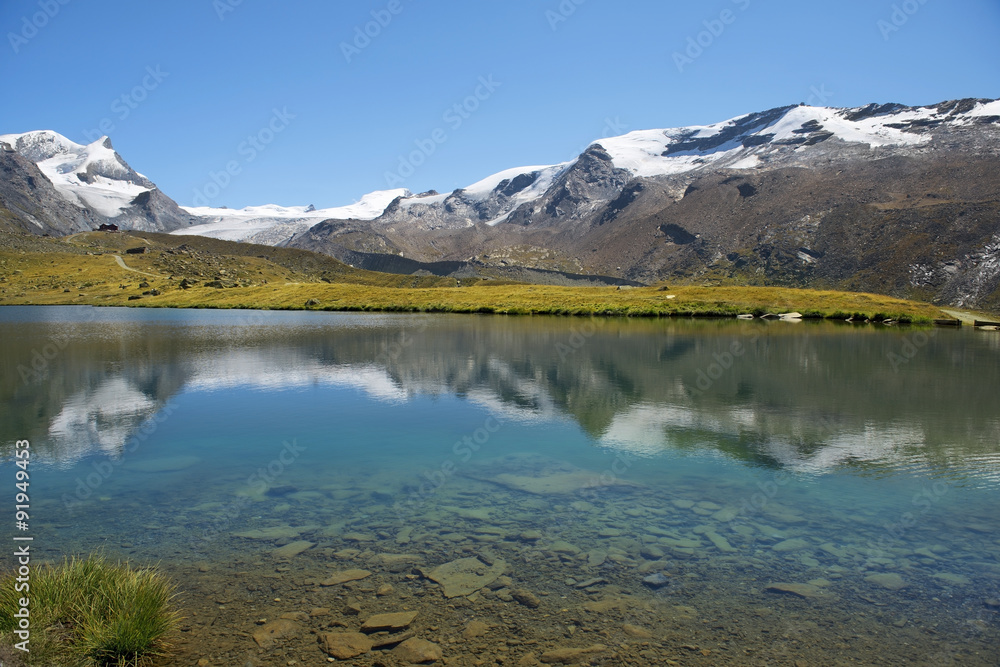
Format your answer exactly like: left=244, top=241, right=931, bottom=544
left=511, top=589, right=542, bottom=608
left=272, top=540, right=314, bottom=559
left=492, top=471, right=634, bottom=495
left=933, top=572, right=971, bottom=586
left=765, top=583, right=822, bottom=599
left=424, top=557, right=508, bottom=598
left=660, top=537, right=702, bottom=549
left=252, top=619, right=299, bottom=648
left=321, top=569, right=372, bottom=586
left=549, top=540, right=581, bottom=555
left=129, top=455, right=201, bottom=473
left=704, top=531, right=736, bottom=553
left=233, top=525, right=319, bottom=540
left=712, top=507, right=740, bottom=522
left=342, top=532, right=377, bottom=542
left=540, top=645, right=607, bottom=664
left=643, top=573, right=670, bottom=589
left=865, top=573, right=907, bottom=591
left=319, top=632, right=373, bottom=659
left=442, top=505, right=493, bottom=520
left=772, top=538, right=810, bottom=552
left=622, top=624, right=653, bottom=639
left=463, top=620, right=491, bottom=639
left=361, top=611, right=418, bottom=632
left=393, top=638, right=443, bottom=664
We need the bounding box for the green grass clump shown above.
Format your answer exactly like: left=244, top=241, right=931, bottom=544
left=0, top=554, right=178, bottom=666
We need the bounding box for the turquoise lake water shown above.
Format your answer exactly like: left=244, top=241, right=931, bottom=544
left=1, top=306, right=998, bottom=665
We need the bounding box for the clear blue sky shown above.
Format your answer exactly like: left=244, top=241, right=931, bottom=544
left=2, top=0, right=998, bottom=209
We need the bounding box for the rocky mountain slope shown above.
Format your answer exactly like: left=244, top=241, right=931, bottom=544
left=284, top=99, right=1000, bottom=309
left=2, top=98, right=999, bottom=308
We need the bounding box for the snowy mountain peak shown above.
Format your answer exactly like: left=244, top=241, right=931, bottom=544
left=0, top=130, right=154, bottom=217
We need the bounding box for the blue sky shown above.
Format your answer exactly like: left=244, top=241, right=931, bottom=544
left=2, top=0, right=998, bottom=209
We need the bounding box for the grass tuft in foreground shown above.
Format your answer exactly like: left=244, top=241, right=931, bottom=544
left=0, top=554, right=178, bottom=666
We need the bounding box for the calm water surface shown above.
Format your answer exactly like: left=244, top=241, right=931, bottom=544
left=1, top=306, right=999, bottom=665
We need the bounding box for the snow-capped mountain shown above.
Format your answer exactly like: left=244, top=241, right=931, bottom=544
left=3, top=98, right=999, bottom=308
left=0, top=131, right=152, bottom=217
left=177, top=98, right=1000, bottom=244
left=287, top=98, right=1000, bottom=309
left=0, top=130, right=196, bottom=233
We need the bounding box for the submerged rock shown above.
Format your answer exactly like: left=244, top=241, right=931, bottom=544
left=424, top=557, right=508, bottom=598
left=321, top=569, right=372, bottom=587
left=933, top=572, right=971, bottom=586
left=511, top=588, right=541, bottom=608
left=252, top=619, right=299, bottom=648
left=622, top=624, right=653, bottom=638
left=272, top=540, right=314, bottom=559
left=865, top=573, right=907, bottom=591
left=361, top=611, right=418, bottom=632
left=319, top=632, right=373, bottom=659
left=765, top=583, right=822, bottom=599
left=771, top=538, right=810, bottom=552
left=233, top=525, right=319, bottom=540
left=540, top=645, right=607, bottom=664
left=642, top=573, right=670, bottom=589
left=463, top=620, right=491, bottom=639
left=393, top=637, right=443, bottom=663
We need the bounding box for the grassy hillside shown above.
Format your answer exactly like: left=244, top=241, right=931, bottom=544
left=0, top=231, right=953, bottom=322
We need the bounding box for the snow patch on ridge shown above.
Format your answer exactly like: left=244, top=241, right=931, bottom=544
left=176, top=189, right=409, bottom=242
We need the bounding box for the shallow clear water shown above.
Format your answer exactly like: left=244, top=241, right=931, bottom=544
left=2, top=306, right=999, bottom=665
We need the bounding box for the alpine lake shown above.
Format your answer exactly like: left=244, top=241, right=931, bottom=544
left=2, top=306, right=999, bottom=666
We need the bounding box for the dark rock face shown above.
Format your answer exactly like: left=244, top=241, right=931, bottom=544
left=507, top=145, right=632, bottom=228
left=0, top=150, right=98, bottom=234
left=663, top=105, right=795, bottom=156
